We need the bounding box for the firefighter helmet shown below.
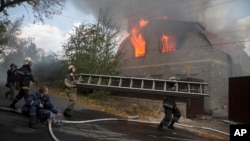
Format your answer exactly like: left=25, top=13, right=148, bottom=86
left=24, top=57, right=32, bottom=65
left=10, top=63, right=18, bottom=68
left=169, top=76, right=177, bottom=80
left=68, top=65, right=75, bottom=71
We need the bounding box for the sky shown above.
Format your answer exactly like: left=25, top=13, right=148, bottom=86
left=6, top=0, right=250, bottom=55
left=7, top=1, right=96, bottom=54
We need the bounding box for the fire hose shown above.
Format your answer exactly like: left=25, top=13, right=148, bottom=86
left=0, top=107, right=229, bottom=141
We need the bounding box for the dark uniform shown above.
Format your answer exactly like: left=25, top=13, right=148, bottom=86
left=158, top=97, right=181, bottom=131
left=9, top=64, right=37, bottom=109
left=5, top=63, right=18, bottom=100
left=22, top=91, right=59, bottom=127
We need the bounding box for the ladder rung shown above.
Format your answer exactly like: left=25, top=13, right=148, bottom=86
left=164, top=82, right=166, bottom=91
left=152, top=81, right=155, bottom=90
left=87, top=76, right=92, bottom=84
left=141, top=80, right=144, bottom=89
left=119, top=78, right=122, bottom=87
left=97, top=76, right=102, bottom=85
left=108, top=77, right=112, bottom=86
left=130, top=79, right=133, bottom=88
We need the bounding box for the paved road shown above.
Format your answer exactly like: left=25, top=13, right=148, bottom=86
left=0, top=86, right=211, bottom=141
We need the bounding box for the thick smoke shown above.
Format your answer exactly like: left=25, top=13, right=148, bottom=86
left=72, top=0, right=250, bottom=54
left=72, top=0, right=211, bottom=30
left=72, top=0, right=249, bottom=30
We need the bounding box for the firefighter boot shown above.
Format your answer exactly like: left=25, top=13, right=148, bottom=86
left=157, top=122, right=166, bottom=131
left=63, top=109, right=72, bottom=117
left=9, top=99, right=18, bottom=110
left=5, top=92, right=9, bottom=99
left=29, top=123, right=39, bottom=129
left=168, top=121, right=175, bottom=130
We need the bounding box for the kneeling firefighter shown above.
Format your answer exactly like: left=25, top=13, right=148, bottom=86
left=21, top=86, right=61, bottom=129
left=158, top=96, right=181, bottom=131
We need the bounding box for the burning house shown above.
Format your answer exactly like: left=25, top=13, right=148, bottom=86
left=117, top=18, right=250, bottom=118
left=72, top=0, right=250, bottom=118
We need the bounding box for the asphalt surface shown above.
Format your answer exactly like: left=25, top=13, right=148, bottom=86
left=0, top=86, right=213, bottom=141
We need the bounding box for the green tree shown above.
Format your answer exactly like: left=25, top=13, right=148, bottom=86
left=0, top=20, right=8, bottom=54
left=63, top=9, right=120, bottom=75
left=0, top=0, right=66, bottom=22
left=0, top=18, right=9, bottom=54
left=0, top=0, right=66, bottom=58
left=0, top=18, right=25, bottom=61
left=0, top=17, right=39, bottom=62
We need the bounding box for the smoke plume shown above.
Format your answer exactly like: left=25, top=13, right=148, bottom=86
left=72, top=0, right=210, bottom=30
left=72, top=0, right=250, bottom=54
left=73, top=0, right=250, bottom=30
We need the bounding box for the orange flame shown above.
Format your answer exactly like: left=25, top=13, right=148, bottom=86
left=130, top=19, right=149, bottom=57
left=139, top=19, right=148, bottom=27
left=161, top=34, right=176, bottom=53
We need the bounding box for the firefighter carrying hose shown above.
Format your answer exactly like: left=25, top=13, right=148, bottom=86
left=158, top=96, right=181, bottom=131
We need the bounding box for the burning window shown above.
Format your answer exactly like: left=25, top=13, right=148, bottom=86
left=161, top=34, right=176, bottom=53
left=130, top=19, right=149, bottom=58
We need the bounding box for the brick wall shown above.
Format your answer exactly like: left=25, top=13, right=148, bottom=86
left=118, top=24, right=231, bottom=118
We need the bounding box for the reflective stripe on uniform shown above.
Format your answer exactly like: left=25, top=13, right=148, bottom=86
left=21, top=87, right=30, bottom=89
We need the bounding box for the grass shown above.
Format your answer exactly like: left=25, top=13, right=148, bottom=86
left=48, top=87, right=159, bottom=120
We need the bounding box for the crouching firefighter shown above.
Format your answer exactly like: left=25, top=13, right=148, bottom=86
left=21, top=86, right=61, bottom=129
left=158, top=96, right=181, bottom=131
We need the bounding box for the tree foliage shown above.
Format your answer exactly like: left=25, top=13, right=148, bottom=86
left=0, top=0, right=66, bottom=22
left=0, top=17, right=23, bottom=54
left=63, top=10, right=120, bottom=75
left=0, top=0, right=66, bottom=56
left=0, top=20, right=8, bottom=53
left=0, top=17, right=24, bottom=61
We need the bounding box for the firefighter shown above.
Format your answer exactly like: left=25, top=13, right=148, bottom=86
left=167, top=76, right=178, bottom=91
left=9, top=57, right=37, bottom=110
left=21, top=86, right=61, bottom=129
left=158, top=96, right=181, bottom=131
left=5, top=63, right=18, bottom=100
left=63, top=65, right=77, bottom=117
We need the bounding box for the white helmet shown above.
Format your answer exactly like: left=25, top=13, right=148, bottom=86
left=68, top=65, right=75, bottom=71
left=169, top=76, right=177, bottom=80
left=24, top=57, right=32, bottom=65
